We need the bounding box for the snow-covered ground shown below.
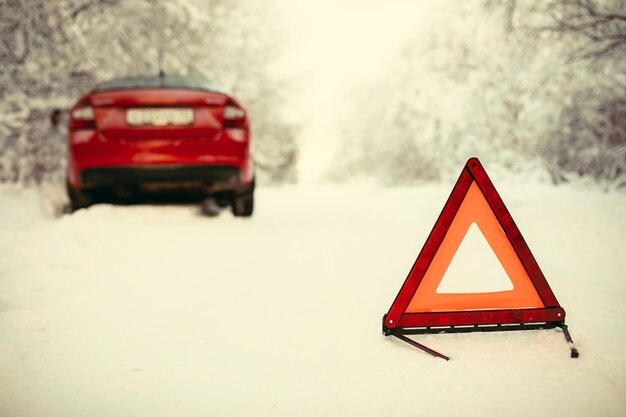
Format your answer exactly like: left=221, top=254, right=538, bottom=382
left=0, top=182, right=624, bottom=417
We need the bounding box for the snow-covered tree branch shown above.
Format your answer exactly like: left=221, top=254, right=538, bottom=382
left=329, top=0, right=625, bottom=186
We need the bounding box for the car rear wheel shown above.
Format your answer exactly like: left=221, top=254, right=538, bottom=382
left=66, top=181, right=94, bottom=211
left=231, top=189, right=254, bottom=217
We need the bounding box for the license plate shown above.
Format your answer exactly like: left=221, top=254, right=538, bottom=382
left=126, top=108, right=194, bottom=126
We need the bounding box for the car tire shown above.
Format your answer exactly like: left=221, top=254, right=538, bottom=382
left=201, top=198, right=223, bottom=217
left=66, top=181, right=94, bottom=211
left=231, top=189, right=254, bottom=217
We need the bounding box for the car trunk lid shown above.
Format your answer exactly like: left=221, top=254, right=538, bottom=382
left=91, top=89, right=228, bottom=140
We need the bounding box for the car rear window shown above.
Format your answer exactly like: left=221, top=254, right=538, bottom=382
left=95, top=76, right=225, bottom=93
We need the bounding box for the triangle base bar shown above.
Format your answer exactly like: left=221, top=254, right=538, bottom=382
left=385, top=321, right=559, bottom=335
left=387, top=307, right=565, bottom=329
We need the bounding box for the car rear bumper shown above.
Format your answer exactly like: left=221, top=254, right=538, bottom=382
left=67, top=129, right=254, bottom=189
left=80, top=165, right=243, bottom=192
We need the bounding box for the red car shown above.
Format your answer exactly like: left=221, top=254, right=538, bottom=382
left=66, top=75, right=254, bottom=216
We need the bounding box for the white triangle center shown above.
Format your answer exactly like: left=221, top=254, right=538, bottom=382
left=436, top=222, right=514, bottom=293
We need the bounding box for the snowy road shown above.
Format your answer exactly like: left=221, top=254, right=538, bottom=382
left=0, top=183, right=625, bottom=417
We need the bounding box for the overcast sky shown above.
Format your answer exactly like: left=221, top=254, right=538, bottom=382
left=271, top=0, right=438, bottom=180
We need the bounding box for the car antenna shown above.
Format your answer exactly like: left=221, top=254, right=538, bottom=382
left=157, top=42, right=165, bottom=79
left=158, top=65, right=165, bottom=87
left=155, top=3, right=166, bottom=84
left=157, top=29, right=165, bottom=80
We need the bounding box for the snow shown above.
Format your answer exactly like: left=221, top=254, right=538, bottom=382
left=437, top=223, right=514, bottom=293
left=0, top=183, right=625, bottom=417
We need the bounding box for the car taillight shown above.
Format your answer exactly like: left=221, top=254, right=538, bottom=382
left=223, top=100, right=247, bottom=129
left=224, top=105, right=246, bottom=120
left=69, top=101, right=95, bottom=130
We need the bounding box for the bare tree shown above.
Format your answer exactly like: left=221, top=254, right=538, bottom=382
left=70, top=0, right=122, bottom=19
left=547, top=0, right=626, bottom=59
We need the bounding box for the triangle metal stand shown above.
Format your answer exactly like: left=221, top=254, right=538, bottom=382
left=392, top=333, right=450, bottom=361
left=386, top=318, right=580, bottom=360
left=557, top=323, right=580, bottom=358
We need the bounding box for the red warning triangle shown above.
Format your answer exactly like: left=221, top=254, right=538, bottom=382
left=383, top=158, right=565, bottom=332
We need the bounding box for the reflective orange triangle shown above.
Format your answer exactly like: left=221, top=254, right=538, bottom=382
left=384, top=158, right=564, bottom=331
left=406, top=181, right=544, bottom=313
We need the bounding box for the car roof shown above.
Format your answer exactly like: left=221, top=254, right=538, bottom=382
left=94, top=75, right=227, bottom=93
